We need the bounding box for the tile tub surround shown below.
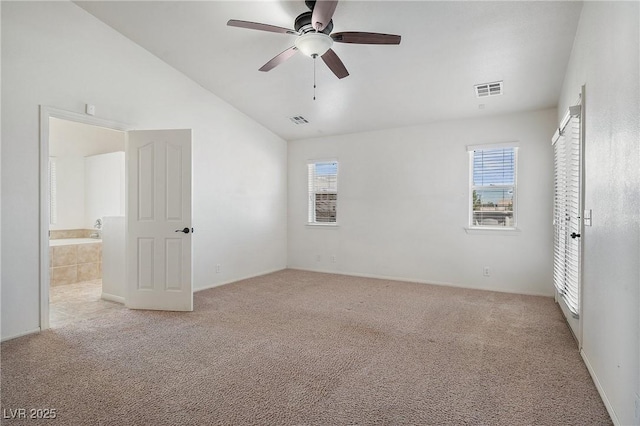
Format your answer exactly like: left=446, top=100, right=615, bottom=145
left=50, top=229, right=99, bottom=239
left=49, top=240, right=102, bottom=286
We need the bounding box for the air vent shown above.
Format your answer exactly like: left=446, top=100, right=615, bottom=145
left=289, top=116, right=309, bottom=125
left=475, top=81, right=503, bottom=98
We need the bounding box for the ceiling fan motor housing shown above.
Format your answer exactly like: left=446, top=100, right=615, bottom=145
left=227, top=0, right=401, bottom=79
left=295, top=11, right=333, bottom=35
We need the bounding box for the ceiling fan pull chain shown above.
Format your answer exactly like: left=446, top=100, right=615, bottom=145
left=313, top=53, right=317, bottom=101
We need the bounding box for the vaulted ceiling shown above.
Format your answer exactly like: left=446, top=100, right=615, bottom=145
left=75, top=1, right=582, bottom=141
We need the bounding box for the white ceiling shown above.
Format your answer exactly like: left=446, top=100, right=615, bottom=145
left=75, top=1, right=583, bottom=141
left=50, top=117, right=125, bottom=158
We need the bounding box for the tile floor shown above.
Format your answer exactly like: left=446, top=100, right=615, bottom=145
left=49, top=280, right=126, bottom=328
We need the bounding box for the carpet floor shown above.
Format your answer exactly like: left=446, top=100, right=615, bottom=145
left=1, top=269, right=611, bottom=425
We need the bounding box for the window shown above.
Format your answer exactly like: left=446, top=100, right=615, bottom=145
left=468, top=144, right=518, bottom=228
left=308, top=161, right=338, bottom=224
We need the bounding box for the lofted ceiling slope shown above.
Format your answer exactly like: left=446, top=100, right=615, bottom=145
left=75, top=1, right=583, bottom=141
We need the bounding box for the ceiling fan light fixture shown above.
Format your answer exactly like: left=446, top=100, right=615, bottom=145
left=295, top=32, right=333, bottom=57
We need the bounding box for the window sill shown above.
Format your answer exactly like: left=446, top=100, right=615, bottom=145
left=306, top=223, right=340, bottom=228
left=464, top=227, right=521, bottom=235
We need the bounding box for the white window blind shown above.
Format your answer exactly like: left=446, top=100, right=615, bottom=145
left=552, top=111, right=581, bottom=316
left=468, top=146, right=518, bottom=228
left=308, top=161, right=338, bottom=224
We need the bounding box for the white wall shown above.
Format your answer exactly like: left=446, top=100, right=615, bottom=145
left=101, top=215, right=126, bottom=301
left=50, top=119, right=126, bottom=231
left=84, top=152, right=125, bottom=229
left=50, top=152, right=125, bottom=231
left=557, top=2, right=640, bottom=424
left=1, top=1, right=287, bottom=340
left=0, top=2, right=3, bottom=338
left=50, top=117, right=125, bottom=157
left=289, top=109, right=556, bottom=296
left=50, top=156, right=85, bottom=230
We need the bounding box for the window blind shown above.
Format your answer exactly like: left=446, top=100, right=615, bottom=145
left=308, top=161, right=338, bottom=223
left=552, top=113, right=581, bottom=316
left=469, top=147, right=517, bottom=227
left=473, top=148, right=515, bottom=186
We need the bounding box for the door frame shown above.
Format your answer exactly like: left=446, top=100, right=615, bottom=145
left=39, top=106, right=130, bottom=331
left=553, top=85, right=585, bottom=348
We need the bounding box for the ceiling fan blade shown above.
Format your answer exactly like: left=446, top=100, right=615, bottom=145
left=311, top=0, right=338, bottom=32
left=259, top=46, right=298, bottom=72
left=227, top=19, right=297, bottom=35
left=321, top=48, right=349, bottom=79
left=331, top=32, right=401, bottom=45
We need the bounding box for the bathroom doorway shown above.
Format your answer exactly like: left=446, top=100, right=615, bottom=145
left=46, top=114, right=127, bottom=328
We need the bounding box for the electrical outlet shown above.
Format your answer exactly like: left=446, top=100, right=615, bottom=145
left=316, top=255, right=322, bottom=262
left=483, top=266, right=491, bottom=277
left=330, top=255, right=336, bottom=263
left=215, top=264, right=221, bottom=273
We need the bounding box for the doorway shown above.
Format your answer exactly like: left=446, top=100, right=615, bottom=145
left=47, top=117, right=126, bottom=327
left=40, top=107, right=130, bottom=330
left=552, top=89, right=585, bottom=347
left=40, top=106, right=195, bottom=331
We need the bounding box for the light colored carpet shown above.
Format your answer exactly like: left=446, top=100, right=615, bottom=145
left=1, top=269, right=611, bottom=425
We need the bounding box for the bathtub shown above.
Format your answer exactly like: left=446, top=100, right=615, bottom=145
left=50, top=238, right=102, bottom=247
left=49, top=238, right=103, bottom=286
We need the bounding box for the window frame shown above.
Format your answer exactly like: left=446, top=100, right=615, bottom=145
left=307, top=159, right=339, bottom=226
left=467, top=142, right=519, bottom=231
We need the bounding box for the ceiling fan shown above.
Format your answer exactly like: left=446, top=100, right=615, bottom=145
left=227, top=0, right=401, bottom=79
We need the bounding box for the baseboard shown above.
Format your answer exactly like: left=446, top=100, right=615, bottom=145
left=195, top=267, right=287, bottom=292
left=101, top=292, right=124, bottom=304
left=286, top=267, right=554, bottom=298
left=101, top=269, right=287, bottom=299
left=1, top=327, right=41, bottom=342
left=581, top=349, right=620, bottom=425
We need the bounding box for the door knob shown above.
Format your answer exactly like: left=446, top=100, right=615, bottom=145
left=175, top=227, right=191, bottom=234
left=570, top=232, right=581, bottom=239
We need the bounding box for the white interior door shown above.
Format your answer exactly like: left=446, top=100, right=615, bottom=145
left=126, top=129, right=193, bottom=311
